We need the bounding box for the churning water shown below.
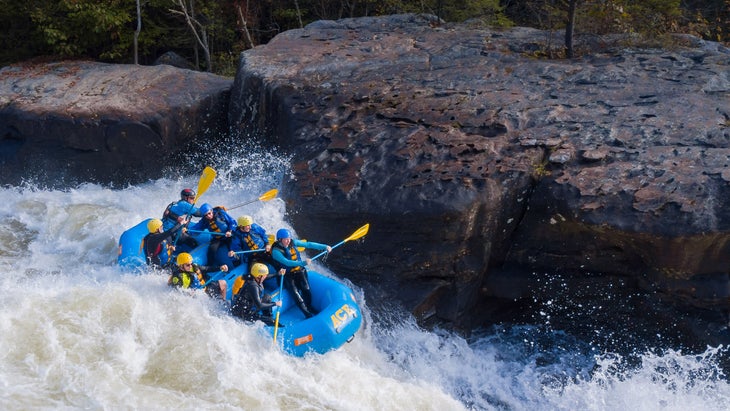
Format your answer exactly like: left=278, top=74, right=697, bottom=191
left=1, top=147, right=728, bottom=410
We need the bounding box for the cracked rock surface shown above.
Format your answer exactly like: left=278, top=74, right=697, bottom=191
left=230, top=14, right=730, bottom=349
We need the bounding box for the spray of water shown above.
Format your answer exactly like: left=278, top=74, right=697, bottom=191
left=1, top=141, right=729, bottom=410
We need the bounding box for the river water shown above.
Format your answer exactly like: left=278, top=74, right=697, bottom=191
left=1, top=149, right=729, bottom=410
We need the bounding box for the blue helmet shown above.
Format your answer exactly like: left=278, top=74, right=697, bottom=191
left=276, top=228, right=292, bottom=240
left=199, top=203, right=213, bottom=215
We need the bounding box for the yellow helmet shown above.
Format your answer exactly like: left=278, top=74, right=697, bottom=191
left=237, top=215, right=253, bottom=227
left=176, top=252, right=193, bottom=266
left=250, top=263, right=269, bottom=279
left=147, top=218, right=163, bottom=233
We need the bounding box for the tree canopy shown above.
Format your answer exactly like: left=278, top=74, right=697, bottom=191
left=0, top=0, right=726, bottom=76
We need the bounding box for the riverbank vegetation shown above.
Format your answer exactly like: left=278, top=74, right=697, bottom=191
left=0, top=0, right=727, bottom=76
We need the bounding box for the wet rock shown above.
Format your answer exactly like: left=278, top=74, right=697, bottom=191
left=0, top=61, right=231, bottom=186
left=229, top=14, right=730, bottom=350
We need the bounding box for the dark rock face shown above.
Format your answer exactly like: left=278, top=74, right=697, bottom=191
left=154, top=51, right=195, bottom=70
left=2, top=15, right=728, bottom=354
left=0, top=61, right=231, bottom=186
left=229, top=14, right=730, bottom=348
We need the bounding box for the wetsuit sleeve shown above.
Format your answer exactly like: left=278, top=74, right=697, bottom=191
left=294, top=239, right=329, bottom=251
left=250, top=285, right=276, bottom=310
left=271, top=248, right=306, bottom=268
left=163, top=222, right=183, bottom=237
left=145, top=227, right=178, bottom=253
left=197, top=265, right=223, bottom=281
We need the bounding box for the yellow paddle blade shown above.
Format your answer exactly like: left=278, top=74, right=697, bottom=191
left=345, top=223, right=370, bottom=242
left=194, top=166, right=216, bottom=202
left=227, top=188, right=278, bottom=210
left=258, top=188, right=278, bottom=202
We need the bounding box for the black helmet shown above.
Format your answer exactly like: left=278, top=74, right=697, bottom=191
left=181, top=188, right=196, bottom=199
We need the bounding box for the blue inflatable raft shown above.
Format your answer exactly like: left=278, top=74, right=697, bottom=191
left=117, top=219, right=363, bottom=356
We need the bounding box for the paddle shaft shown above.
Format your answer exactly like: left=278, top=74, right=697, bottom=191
left=227, top=199, right=258, bottom=211
left=228, top=189, right=279, bottom=211
left=233, top=249, right=264, bottom=255
left=310, top=223, right=369, bottom=261
left=203, top=270, right=229, bottom=286
left=311, top=239, right=345, bottom=261
left=273, top=271, right=285, bottom=344
left=187, top=229, right=228, bottom=236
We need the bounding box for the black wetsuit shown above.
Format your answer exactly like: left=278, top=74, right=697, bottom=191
left=272, top=241, right=317, bottom=318
left=142, top=222, right=183, bottom=267
left=231, top=276, right=278, bottom=325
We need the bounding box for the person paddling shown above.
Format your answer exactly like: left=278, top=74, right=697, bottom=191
left=168, top=252, right=228, bottom=300
left=227, top=215, right=274, bottom=271
left=231, top=263, right=285, bottom=326
left=270, top=228, right=331, bottom=318
left=161, top=188, right=200, bottom=250
left=190, top=203, right=237, bottom=266
left=142, top=217, right=186, bottom=268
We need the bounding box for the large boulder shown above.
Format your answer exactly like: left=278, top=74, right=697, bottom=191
left=229, top=14, right=730, bottom=348
left=0, top=61, right=232, bottom=186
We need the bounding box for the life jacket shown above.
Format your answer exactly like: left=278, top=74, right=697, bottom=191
left=161, top=202, right=180, bottom=226
left=233, top=278, right=263, bottom=320
left=209, top=216, right=221, bottom=232
left=236, top=228, right=266, bottom=251
left=272, top=241, right=303, bottom=273
left=233, top=276, right=246, bottom=295
left=244, top=232, right=261, bottom=250
left=206, top=207, right=232, bottom=234
left=169, top=265, right=205, bottom=289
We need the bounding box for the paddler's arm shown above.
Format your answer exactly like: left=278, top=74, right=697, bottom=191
left=271, top=248, right=308, bottom=267
left=293, top=239, right=332, bottom=253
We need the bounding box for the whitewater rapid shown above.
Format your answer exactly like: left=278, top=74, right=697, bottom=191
left=1, top=158, right=729, bottom=410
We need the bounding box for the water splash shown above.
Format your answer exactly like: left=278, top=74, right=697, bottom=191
left=1, top=143, right=729, bottom=410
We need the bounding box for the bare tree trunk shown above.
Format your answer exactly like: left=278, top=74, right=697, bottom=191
left=171, top=0, right=212, bottom=71
left=200, top=29, right=210, bottom=71
left=134, top=0, right=141, bottom=64
left=294, top=0, right=303, bottom=28
left=565, top=0, right=578, bottom=58
left=236, top=4, right=255, bottom=49
left=190, top=0, right=199, bottom=69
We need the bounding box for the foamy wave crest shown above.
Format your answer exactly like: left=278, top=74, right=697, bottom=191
left=547, top=347, right=730, bottom=411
